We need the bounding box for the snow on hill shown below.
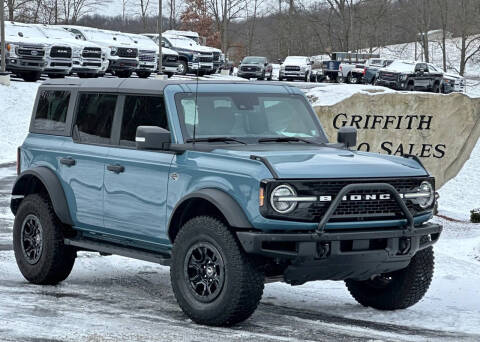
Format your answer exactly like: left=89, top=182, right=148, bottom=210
left=362, top=36, right=480, bottom=78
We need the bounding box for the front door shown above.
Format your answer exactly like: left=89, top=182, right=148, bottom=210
left=103, top=95, right=173, bottom=248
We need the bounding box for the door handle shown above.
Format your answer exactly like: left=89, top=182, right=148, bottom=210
left=107, top=164, right=125, bottom=174
left=60, top=157, right=76, bottom=167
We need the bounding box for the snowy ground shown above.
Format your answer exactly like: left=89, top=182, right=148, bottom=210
left=0, top=166, right=479, bottom=341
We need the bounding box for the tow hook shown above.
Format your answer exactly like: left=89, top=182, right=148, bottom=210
left=398, top=237, right=411, bottom=255
left=317, top=242, right=330, bottom=258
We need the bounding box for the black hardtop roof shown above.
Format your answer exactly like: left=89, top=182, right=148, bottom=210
left=39, top=78, right=291, bottom=94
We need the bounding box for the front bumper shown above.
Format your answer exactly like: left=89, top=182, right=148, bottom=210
left=189, top=62, right=213, bottom=71
left=108, top=58, right=139, bottom=71
left=238, top=71, right=263, bottom=78
left=376, top=79, right=407, bottom=90
left=237, top=222, right=442, bottom=284
left=137, top=62, right=157, bottom=72
left=72, top=57, right=102, bottom=74
left=162, top=65, right=178, bottom=74
left=44, top=58, right=73, bottom=75
left=280, top=71, right=306, bottom=79
left=6, top=57, right=46, bottom=72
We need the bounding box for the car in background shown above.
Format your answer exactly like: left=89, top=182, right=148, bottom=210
left=279, top=56, right=312, bottom=82
left=363, top=58, right=394, bottom=84
left=161, top=34, right=214, bottom=76
left=35, top=24, right=104, bottom=78
left=123, top=33, right=158, bottom=78
left=237, top=56, right=272, bottom=80
left=427, top=64, right=466, bottom=94
left=376, top=60, right=443, bottom=92
left=1, top=22, right=48, bottom=82
left=63, top=26, right=139, bottom=78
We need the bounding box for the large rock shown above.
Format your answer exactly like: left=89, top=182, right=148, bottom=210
left=312, top=91, right=480, bottom=188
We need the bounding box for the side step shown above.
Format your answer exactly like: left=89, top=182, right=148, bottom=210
left=64, top=238, right=171, bottom=266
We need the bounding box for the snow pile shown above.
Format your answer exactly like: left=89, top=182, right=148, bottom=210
left=0, top=82, right=39, bottom=164
left=305, top=84, right=395, bottom=106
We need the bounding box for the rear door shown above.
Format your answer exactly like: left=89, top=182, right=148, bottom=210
left=103, top=94, right=174, bottom=247
left=414, top=63, right=430, bottom=89
left=60, top=92, right=118, bottom=230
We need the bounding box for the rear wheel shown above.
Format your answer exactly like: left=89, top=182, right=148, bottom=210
left=345, top=246, right=434, bottom=310
left=433, top=82, right=440, bottom=93
left=13, top=194, right=76, bottom=285
left=170, top=216, right=264, bottom=326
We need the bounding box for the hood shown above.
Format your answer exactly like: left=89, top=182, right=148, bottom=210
left=211, top=145, right=428, bottom=179
left=44, top=37, right=86, bottom=48
left=7, top=35, right=51, bottom=47
left=443, top=72, right=464, bottom=80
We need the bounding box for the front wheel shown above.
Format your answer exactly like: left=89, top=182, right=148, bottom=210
left=345, top=246, right=434, bottom=310
left=136, top=71, right=151, bottom=79
left=13, top=194, right=76, bottom=285
left=170, top=216, right=264, bottom=326
left=114, top=70, right=132, bottom=78
left=20, top=71, right=42, bottom=82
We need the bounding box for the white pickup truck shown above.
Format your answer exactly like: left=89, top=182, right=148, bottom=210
left=279, top=56, right=313, bottom=82
left=35, top=25, right=104, bottom=78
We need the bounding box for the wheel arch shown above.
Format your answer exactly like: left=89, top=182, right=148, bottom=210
left=167, top=188, right=252, bottom=243
left=11, top=167, right=73, bottom=226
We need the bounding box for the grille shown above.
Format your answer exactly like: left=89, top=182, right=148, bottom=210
left=241, top=66, right=259, bottom=72
left=139, top=55, right=155, bottom=62
left=199, top=56, right=212, bottom=62
left=83, top=62, right=101, bottom=67
left=379, top=72, right=398, bottom=82
left=118, top=47, right=138, bottom=58
left=17, top=46, right=45, bottom=60
left=263, top=178, right=432, bottom=223
left=50, top=46, right=72, bottom=58
left=82, top=47, right=102, bottom=58
left=285, top=66, right=300, bottom=71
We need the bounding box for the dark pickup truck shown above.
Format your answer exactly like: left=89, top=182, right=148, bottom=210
left=376, top=60, right=443, bottom=92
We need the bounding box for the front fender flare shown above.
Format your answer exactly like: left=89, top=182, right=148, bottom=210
left=169, top=188, right=253, bottom=230
left=11, top=167, right=73, bottom=225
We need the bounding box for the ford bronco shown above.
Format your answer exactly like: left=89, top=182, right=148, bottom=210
left=11, top=78, right=442, bottom=326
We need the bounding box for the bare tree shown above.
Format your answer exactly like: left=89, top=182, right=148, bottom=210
left=454, top=0, right=480, bottom=75
left=244, top=0, right=264, bottom=54
left=207, top=0, right=244, bottom=53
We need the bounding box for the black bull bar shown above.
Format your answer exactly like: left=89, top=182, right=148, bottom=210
left=236, top=183, right=442, bottom=283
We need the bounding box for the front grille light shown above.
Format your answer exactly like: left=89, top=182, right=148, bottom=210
left=270, top=184, right=297, bottom=214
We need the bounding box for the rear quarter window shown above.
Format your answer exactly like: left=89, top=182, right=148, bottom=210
left=32, top=90, right=70, bottom=133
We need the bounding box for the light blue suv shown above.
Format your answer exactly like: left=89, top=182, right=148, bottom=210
left=11, top=78, right=442, bottom=326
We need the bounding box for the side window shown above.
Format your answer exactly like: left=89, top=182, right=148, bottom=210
left=33, top=90, right=70, bottom=133
left=120, top=95, right=169, bottom=146
left=73, top=93, right=117, bottom=144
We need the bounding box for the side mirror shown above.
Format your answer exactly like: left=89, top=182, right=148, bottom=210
left=337, top=126, right=357, bottom=149
left=264, top=62, right=268, bottom=66
left=136, top=126, right=171, bottom=150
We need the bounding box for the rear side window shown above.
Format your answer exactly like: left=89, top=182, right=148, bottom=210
left=119, top=95, right=168, bottom=147
left=33, top=90, right=70, bottom=133
left=73, top=93, right=117, bottom=144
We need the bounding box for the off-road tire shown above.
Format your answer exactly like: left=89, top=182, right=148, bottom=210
left=345, top=246, right=434, bottom=310
left=170, top=216, right=264, bottom=326
left=178, top=60, right=188, bottom=75
left=13, top=194, right=76, bottom=285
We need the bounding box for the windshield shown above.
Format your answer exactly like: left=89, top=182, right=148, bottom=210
left=175, top=93, right=327, bottom=143
left=284, top=56, right=308, bottom=64
left=384, top=60, right=415, bottom=72
left=242, top=57, right=266, bottom=64
left=39, top=27, right=75, bottom=39
left=167, top=36, right=197, bottom=48
left=4, top=25, right=45, bottom=39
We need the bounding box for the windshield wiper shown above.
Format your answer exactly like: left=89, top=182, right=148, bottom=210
left=258, top=137, right=319, bottom=144
left=186, top=137, right=247, bottom=145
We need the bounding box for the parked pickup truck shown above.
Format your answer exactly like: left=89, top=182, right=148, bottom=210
left=237, top=56, right=273, bottom=80
left=279, top=56, right=312, bottom=81
left=363, top=58, right=394, bottom=84
left=376, top=60, right=444, bottom=92
left=426, top=64, right=466, bottom=94
left=161, top=34, right=214, bottom=76
left=12, top=78, right=442, bottom=327
left=1, top=22, right=48, bottom=82
left=63, top=26, right=139, bottom=78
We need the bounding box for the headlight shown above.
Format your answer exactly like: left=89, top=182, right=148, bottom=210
left=400, top=74, right=408, bottom=81
left=270, top=184, right=297, bottom=214
left=415, top=181, right=435, bottom=209
left=110, top=46, right=118, bottom=56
